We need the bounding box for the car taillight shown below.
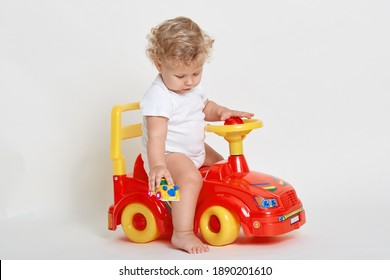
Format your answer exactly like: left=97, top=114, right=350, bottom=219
left=108, top=212, right=114, bottom=230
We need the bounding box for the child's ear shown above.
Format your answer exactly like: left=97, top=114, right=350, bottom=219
left=154, top=59, right=162, bottom=73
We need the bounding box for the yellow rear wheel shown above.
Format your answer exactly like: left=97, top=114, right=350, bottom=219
left=199, top=206, right=240, bottom=246
left=121, top=203, right=160, bottom=243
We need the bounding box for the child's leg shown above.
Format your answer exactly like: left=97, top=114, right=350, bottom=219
left=165, top=153, right=209, bottom=254
left=204, top=143, right=224, bottom=166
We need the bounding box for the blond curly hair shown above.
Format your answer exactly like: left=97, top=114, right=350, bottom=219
left=146, top=16, right=214, bottom=66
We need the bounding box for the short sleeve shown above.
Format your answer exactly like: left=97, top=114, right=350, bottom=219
left=140, top=87, right=173, bottom=119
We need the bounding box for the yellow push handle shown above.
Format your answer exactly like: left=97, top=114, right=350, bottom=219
left=110, top=102, right=141, bottom=175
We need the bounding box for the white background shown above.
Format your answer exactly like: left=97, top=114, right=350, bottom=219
left=1, top=0, right=389, bottom=261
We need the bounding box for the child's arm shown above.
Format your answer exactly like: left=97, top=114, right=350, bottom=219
left=203, top=100, right=254, bottom=121
left=145, top=116, right=174, bottom=191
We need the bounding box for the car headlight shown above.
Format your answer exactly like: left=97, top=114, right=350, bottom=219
left=254, top=196, right=278, bottom=209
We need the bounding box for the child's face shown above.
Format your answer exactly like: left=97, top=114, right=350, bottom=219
left=156, top=59, right=204, bottom=94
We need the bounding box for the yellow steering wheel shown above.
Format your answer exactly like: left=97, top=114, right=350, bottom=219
left=205, top=118, right=263, bottom=155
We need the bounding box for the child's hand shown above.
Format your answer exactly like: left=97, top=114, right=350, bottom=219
left=220, top=109, right=254, bottom=121
left=148, top=165, right=174, bottom=192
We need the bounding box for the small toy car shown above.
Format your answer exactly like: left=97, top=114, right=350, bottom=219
left=108, top=102, right=306, bottom=245
left=148, top=178, right=180, bottom=201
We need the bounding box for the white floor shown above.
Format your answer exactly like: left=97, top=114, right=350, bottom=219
left=1, top=194, right=389, bottom=260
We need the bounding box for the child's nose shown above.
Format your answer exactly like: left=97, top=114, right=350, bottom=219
left=184, top=78, right=193, bottom=86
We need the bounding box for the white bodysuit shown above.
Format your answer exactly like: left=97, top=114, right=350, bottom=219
left=140, top=75, right=207, bottom=173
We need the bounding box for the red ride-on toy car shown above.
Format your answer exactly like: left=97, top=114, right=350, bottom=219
left=108, top=102, right=306, bottom=246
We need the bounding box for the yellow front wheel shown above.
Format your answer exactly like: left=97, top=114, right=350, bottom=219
left=121, top=203, right=160, bottom=243
left=199, top=206, right=240, bottom=246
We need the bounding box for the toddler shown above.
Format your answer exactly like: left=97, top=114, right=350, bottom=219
left=140, top=16, right=254, bottom=254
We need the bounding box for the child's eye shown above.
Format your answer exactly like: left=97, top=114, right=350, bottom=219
left=193, top=73, right=199, bottom=76
left=175, top=75, right=184, bottom=79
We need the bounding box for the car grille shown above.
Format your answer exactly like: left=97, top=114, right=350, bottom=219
left=281, top=190, right=298, bottom=210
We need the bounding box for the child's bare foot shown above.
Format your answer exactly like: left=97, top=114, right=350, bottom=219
left=171, top=230, right=209, bottom=254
